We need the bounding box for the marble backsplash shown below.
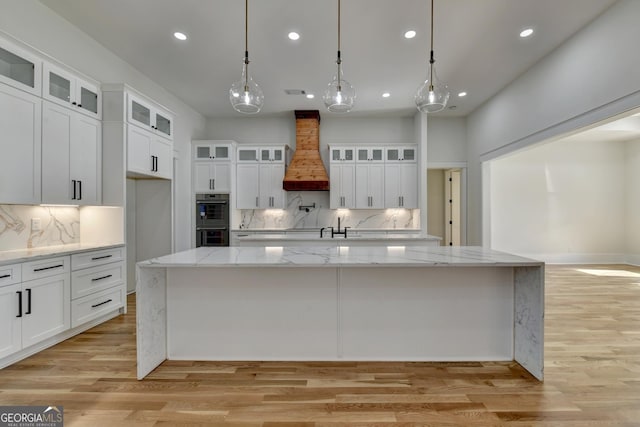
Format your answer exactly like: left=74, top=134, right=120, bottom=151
left=239, top=191, right=418, bottom=230
left=0, top=205, right=80, bottom=251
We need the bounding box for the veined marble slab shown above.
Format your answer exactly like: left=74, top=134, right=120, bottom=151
left=140, top=245, right=543, bottom=268
left=0, top=243, right=125, bottom=266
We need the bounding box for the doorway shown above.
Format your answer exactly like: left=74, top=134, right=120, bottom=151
left=427, top=167, right=466, bottom=246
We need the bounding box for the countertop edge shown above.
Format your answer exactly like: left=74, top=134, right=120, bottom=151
left=0, top=243, right=125, bottom=266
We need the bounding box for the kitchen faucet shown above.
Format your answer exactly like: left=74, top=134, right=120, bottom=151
left=331, top=217, right=349, bottom=238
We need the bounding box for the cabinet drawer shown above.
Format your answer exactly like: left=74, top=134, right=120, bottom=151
left=71, top=261, right=124, bottom=300
left=22, top=256, right=70, bottom=282
left=72, top=247, right=124, bottom=271
left=0, top=263, right=21, bottom=287
left=71, top=284, right=125, bottom=328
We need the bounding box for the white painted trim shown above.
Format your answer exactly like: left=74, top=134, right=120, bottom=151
left=427, top=162, right=467, bottom=169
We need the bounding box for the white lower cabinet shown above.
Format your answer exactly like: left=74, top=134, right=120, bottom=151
left=71, top=248, right=126, bottom=328
left=0, top=247, right=126, bottom=366
left=0, top=256, right=71, bottom=360
left=21, top=273, right=71, bottom=348
left=0, top=283, right=22, bottom=359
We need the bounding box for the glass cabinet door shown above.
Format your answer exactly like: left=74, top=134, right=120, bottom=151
left=196, top=146, right=212, bottom=159
left=272, top=148, right=283, bottom=161
left=238, top=148, right=258, bottom=162
left=402, top=148, right=415, bottom=161
left=214, top=145, right=229, bottom=160
left=79, top=85, right=99, bottom=115
left=387, top=149, right=399, bottom=161
left=261, top=149, right=270, bottom=161
left=155, top=112, right=172, bottom=137
left=130, top=99, right=151, bottom=127
left=0, top=44, right=37, bottom=92
left=47, top=70, right=72, bottom=103
left=357, top=149, right=368, bottom=161
left=344, top=148, right=354, bottom=161
left=372, top=148, right=383, bottom=161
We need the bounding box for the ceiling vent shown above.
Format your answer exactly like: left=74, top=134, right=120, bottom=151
left=283, top=110, right=330, bottom=191
left=284, top=89, right=307, bottom=95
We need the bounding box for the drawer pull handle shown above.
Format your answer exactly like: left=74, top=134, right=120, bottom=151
left=0, top=274, right=10, bottom=279
left=91, top=274, right=113, bottom=282
left=16, top=291, right=22, bottom=318
left=92, top=299, right=113, bottom=309
left=26, top=288, right=31, bottom=315
left=91, top=255, right=113, bottom=261
left=33, top=264, right=64, bottom=272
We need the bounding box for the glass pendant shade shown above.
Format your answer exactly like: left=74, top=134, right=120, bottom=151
left=229, top=62, right=264, bottom=114
left=323, top=68, right=355, bottom=113
left=415, top=65, right=449, bottom=113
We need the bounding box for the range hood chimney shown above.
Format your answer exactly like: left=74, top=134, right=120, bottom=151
left=283, top=110, right=330, bottom=191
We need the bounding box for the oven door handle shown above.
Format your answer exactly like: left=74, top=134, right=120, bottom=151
left=197, top=227, right=228, bottom=231
left=196, top=201, right=228, bottom=205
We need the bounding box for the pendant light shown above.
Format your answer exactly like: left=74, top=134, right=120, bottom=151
left=323, top=0, right=355, bottom=113
left=229, top=0, right=264, bottom=114
left=415, top=0, right=449, bottom=113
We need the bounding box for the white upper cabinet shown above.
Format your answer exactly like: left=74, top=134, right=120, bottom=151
left=127, top=125, right=172, bottom=180
left=43, top=62, right=101, bottom=119
left=356, top=147, right=384, bottom=162
left=331, top=147, right=354, bottom=162
left=385, top=146, right=416, bottom=162
left=193, top=162, right=231, bottom=193
left=127, top=93, right=173, bottom=140
left=41, top=101, right=101, bottom=205
left=330, top=163, right=355, bottom=209
left=236, top=145, right=288, bottom=209
left=0, top=84, right=41, bottom=204
left=260, top=147, right=285, bottom=163
left=384, top=162, right=418, bottom=209
left=355, top=163, right=385, bottom=209
left=194, top=141, right=233, bottom=161
left=0, top=38, right=41, bottom=96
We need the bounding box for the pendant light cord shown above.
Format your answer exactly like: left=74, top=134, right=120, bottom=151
left=336, top=0, right=342, bottom=91
left=428, top=0, right=435, bottom=91
left=244, top=0, right=249, bottom=91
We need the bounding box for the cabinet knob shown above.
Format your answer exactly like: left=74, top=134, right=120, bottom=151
left=72, top=102, right=77, bottom=106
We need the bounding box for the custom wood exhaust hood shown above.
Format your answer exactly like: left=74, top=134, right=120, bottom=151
left=283, top=110, right=330, bottom=191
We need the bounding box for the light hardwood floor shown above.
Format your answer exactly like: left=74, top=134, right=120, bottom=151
left=0, top=264, right=639, bottom=426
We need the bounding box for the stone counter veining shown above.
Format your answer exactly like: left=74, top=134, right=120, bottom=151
left=0, top=242, right=125, bottom=266
left=140, top=245, right=542, bottom=268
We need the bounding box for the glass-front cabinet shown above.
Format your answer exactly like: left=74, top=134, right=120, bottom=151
left=43, top=63, right=101, bottom=119
left=193, top=141, right=233, bottom=161
left=260, top=147, right=284, bottom=162
left=357, top=147, right=384, bottom=162
left=0, top=38, right=41, bottom=96
left=331, top=147, right=354, bottom=162
left=386, top=146, right=416, bottom=162
left=127, top=93, right=173, bottom=140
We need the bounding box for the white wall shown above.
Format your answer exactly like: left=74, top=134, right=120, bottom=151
left=490, top=139, right=627, bottom=263
left=466, top=0, right=640, bottom=245
left=627, top=140, right=640, bottom=265
left=427, top=117, right=467, bottom=165
left=0, top=0, right=207, bottom=252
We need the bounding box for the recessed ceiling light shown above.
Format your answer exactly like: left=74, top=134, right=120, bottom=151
left=173, top=32, right=187, bottom=41
left=288, top=32, right=300, bottom=41
left=306, top=94, right=315, bottom=99
left=382, top=92, right=391, bottom=98
left=458, top=92, right=467, bottom=97
left=404, top=30, right=416, bottom=39
left=520, top=28, right=534, bottom=38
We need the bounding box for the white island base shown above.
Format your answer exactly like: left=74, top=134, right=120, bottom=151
left=137, top=246, right=544, bottom=381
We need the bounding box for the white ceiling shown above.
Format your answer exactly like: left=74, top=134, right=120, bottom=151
left=39, top=0, right=617, bottom=119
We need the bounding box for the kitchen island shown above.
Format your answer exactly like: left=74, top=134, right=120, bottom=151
left=136, top=246, right=544, bottom=380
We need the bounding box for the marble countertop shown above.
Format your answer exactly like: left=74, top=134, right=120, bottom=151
left=233, top=229, right=441, bottom=242
left=140, top=246, right=543, bottom=268
left=0, top=243, right=125, bottom=266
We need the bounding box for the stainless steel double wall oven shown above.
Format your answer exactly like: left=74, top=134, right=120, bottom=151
left=195, top=193, right=229, bottom=246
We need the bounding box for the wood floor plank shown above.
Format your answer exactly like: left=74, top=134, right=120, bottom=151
left=0, top=264, right=639, bottom=425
